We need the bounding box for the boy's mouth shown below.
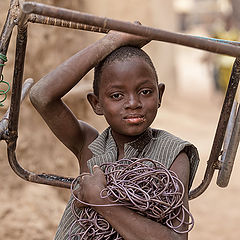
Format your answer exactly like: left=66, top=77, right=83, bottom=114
left=123, top=115, right=145, bottom=124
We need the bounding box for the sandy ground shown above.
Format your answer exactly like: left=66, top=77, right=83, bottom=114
left=1, top=2, right=240, bottom=239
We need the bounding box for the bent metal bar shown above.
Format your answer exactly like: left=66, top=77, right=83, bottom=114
left=21, top=1, right=240, bottom=57
left=1, top=0, right=240, bottom=198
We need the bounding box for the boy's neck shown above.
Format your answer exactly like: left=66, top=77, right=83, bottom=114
left=112, top=133, right=137, bottom=159
left=111, top=128, right=151, bottom=159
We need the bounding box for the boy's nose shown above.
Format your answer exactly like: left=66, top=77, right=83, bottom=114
left=124, top=95, right=142, bottom=109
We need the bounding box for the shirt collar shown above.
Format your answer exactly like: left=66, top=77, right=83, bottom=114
left=88, top=127, right=153, bottom=156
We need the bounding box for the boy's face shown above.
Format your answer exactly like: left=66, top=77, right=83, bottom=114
left=89, top=57, right=164, bottom=141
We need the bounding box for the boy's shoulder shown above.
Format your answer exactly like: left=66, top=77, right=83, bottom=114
left=151, top=128, right=188, bottom=143
left=150, top=128, right=198, bottom=158
left=87, top=127, right=113, bottom=156
left=150, top=128, right=200, bottom=190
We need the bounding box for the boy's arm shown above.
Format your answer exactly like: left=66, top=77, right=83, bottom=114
left=79, top=152, right=190, bottom=240
left=30, top=29, right=149, bottom=157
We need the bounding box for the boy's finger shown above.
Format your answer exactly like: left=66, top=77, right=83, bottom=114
left=80, top=172, right=91, bottom=180
left=80, top=172, right=91, bottom=177
left=134, top=20, right=141, bottom=25
left=93, top=165, right=104, bottom=176
left=73, top=199, right=85, bottom=209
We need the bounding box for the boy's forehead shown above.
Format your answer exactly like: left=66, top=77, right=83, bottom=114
left=98, top=60, right=158, bottom=95
left=107, top=56, right=147, bottom=68
left=102, top=57, right=157, bottom=81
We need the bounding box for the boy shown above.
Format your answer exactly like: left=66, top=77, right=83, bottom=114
left=30, top=28, right=199, bottom=240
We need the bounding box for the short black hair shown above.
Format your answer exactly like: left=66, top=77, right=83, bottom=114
left=93, top=46, right=158, bottom=96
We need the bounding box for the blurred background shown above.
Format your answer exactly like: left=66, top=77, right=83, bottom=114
left=0, top=0, right=240, bottom=239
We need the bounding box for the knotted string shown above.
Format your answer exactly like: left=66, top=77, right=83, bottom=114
left=69, top=158, right=194, bottom=239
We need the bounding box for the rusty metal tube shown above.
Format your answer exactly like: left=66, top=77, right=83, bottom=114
left=2, top=1, right=238, bottom=194
left=28, top=14, right=108, bottom=33
left=0, top=78, right=34, bottom=140
left=21, top=1, right=240, bottom=57
left=217, top=103, right=240, bottom=187
left=189, top=58, right=240, bottom=200
left=27, top=13, right=240, bottom=48
left=0, top=0, right=18, bottom=76
left=5, top=13, right=74, bottom=188
left=7, top=20, right=28, bottom=135
left=27, top=14, right=240, bottom=48
left=6, top=20, right=29, bottom=181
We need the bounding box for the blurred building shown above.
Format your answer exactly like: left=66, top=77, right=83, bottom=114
left=172, top=0, right=239, bottom=97
left=230, top=0, right=240, bottom=29
left=173, top=0, right=232, bottom=31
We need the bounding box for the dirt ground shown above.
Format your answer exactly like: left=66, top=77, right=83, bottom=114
left=1, top=1, right=240, bottom=240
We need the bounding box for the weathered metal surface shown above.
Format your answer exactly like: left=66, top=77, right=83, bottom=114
left=0, top=78, right=33, bottom=140
left=217, top=103, right=240, bottom=187
left=4, top=20, right=74, bottom=188
left=0, top=0, right=18, bottom=77
left=22, top=1, right=240, bottom=57
left=189, top=58, right=240, bottom=199
left=1, top=0, right=240, bottom=194
left=222, top=100, right=238, bottom=155
left=28, top=14, right=108, bottom=33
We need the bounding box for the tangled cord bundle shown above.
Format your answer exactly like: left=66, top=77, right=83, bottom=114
left=70, top=158, right=194, bottom=239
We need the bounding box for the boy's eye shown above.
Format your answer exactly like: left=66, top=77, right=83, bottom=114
left=110, top=93, right=123, bottom=100
left=140, top=89, right=152, bottom=95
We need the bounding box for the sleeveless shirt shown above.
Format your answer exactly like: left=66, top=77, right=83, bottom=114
left=54, top=127, right=200, bottom=240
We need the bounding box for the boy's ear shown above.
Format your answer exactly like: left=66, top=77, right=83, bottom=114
left=158, top=83, right=165, bottom=108
left=87, top=93, right=103, bottom=115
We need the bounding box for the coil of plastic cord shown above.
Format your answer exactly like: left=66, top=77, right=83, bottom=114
left=70, top=158, right=194, bottom=239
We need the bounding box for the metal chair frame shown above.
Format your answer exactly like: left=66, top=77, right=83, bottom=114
left=1, top=0, right=240, bottom=199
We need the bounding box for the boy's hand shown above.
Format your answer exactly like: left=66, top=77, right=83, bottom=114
left=74, top=166, right=107, bottom=208
left=106, top=21, right=151, bottom=49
